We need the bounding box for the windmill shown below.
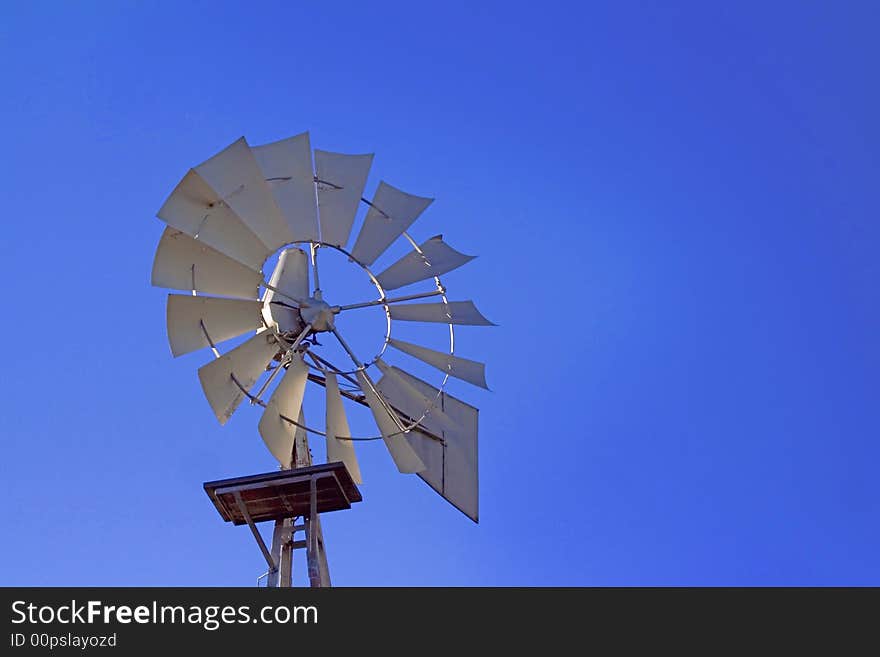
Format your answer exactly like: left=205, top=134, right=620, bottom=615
left=150, top=132, right=492, bottom=586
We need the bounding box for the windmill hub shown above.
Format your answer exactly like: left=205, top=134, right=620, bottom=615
left=300, top=297, right=336, bottom=332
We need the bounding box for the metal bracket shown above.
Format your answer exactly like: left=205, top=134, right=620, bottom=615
left=233, top=491, right=276, bottom=573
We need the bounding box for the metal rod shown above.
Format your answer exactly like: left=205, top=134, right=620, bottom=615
left=268, top=519, right=284, bottom=587
left=234, top=492, right=276, bottom=572
left=315, top=176, right=342, bottom=190
left=310, top=242, right=322, bottom=299
left=315, top=515, right=331, bottom=586
left=334, top=289, right=444, bottom=313
left=268, top=300, right=299, bottom=310
left=199, top=320, right=221, bottom=359
left=331, top=327, right=408, bottom=433
left=280, top=519, right=293, bottom=588
left=360, top=196, right=390, bottom=218
left=288, top=323, right=314, bottom=352
left=307, top=476, right=321, bottom=587
left=305, top=350, right=360, bottom=389
left=252, top=364, right=284, bottom=404
left=251, top=324, right=313, bottom=402
left=262, top=280, right=308, bottom=307
left=330, top=327, right=364, bottom=368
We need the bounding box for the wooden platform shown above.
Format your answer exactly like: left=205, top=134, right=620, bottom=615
left=204, top=462, right=362, bottom=525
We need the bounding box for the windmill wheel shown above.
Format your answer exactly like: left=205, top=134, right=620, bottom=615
left=151, top=132, right=491, bottom=521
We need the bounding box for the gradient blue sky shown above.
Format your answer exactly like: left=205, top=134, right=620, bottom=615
left=1, top=1, right=878, bottom=585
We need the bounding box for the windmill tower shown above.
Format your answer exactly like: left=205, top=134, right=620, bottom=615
left=150, top=133, right=492, bottom=586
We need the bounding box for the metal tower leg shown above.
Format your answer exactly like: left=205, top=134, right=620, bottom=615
left=314, top=515, right=331, bottom=586
left=264, top=471, right=331, bottom=586
left=279, top=523, right=293, bottom=588
left=267, top=518, right=293, bottom=587
left=304, top=475, right=331, bottom=587
left=267, top=520, right=283, bottom=588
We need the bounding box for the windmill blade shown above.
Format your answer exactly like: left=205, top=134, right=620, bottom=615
left=262, top=247, right=309, bottom=331
left=388, top=338, right=488, bottom=389
left=194, top=137, right=293, bottom=251
left=325, top=372, right=363, bottom=484
left=389, top=300, right=495, bottom=326
left=151, top=227, right=263, bottom=299
left=258, top=355, right=309, bottom=469
left=252, top=132, right=320, bottom=243
left=355, top=370, right=425, bottom=474
left=166, top=295, right=263, bottom=357
left=157, top=169, right=271, bottom=270
left=376, top=367, right=479, bottom=522
left=198, top=331, right=279, bottom=425
left=375, top=235, right=476, bottom=290
left=350, top=181, right=434, bottom=266
left=374, top=360, right=461, bottom=434
left=314, top=149, right=373, bottom=248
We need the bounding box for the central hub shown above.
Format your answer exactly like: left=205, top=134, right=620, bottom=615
left=300, top=297, right=336, bottom=332
left=261, top=244, right=389, bottom=370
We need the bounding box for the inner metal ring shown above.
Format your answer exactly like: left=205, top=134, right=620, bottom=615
left=271, top=240, right=392, bottom=376
left=243, top=233, right=454, bottom=441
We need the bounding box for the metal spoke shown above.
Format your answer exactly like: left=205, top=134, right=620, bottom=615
left=304, top=350, right=360, bottom=389
left=251, top=363, right=285, bottom=403
left=333, top=289, right=444, bottom=313
left=268, top=299, right=299, bottom=311
left=250, top=323, right=313, bottom=402
left=287, top=322, right=314, bottom=352
left=330, top=326, right=365, bottom=369
left=310, top=242, right=322, bottom=299
left=330, top=327, right=407, bottom=433
left=262, top=280, right=309, bottom=308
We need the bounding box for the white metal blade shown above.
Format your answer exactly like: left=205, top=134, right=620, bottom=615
left=194, top=137, right=293, bottom=251
left=252, top=132, right=320, bottom=243
left=324, top=373, right=363, bottom=484
left=389, top=301, right=495, bottom=326
left=197, top=331, right=279, bottom=425
left=374, top=360, right=460, bottom=434
left=375, top=235, right=476, bottom=290
left=262, top=247, right=309, bottom=331
left=151, top=227, right=263, bottom=299
left=157, top=169, right=271, bottom=270
left=314, top=149, right=373, bottom=248
left=355, top=370, right=425, bottom=474
left=258, top=355, right=309, bottom=468
left=388, top=338, right=488, bottom=389
left=350, top=181, right=434, bottom=266
left=376, top=368, right=479, bottom=522
left=166, top=294, right=263, bottom=357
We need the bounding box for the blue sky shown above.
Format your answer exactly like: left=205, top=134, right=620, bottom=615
left=1, top=1, right=878, bottom=585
